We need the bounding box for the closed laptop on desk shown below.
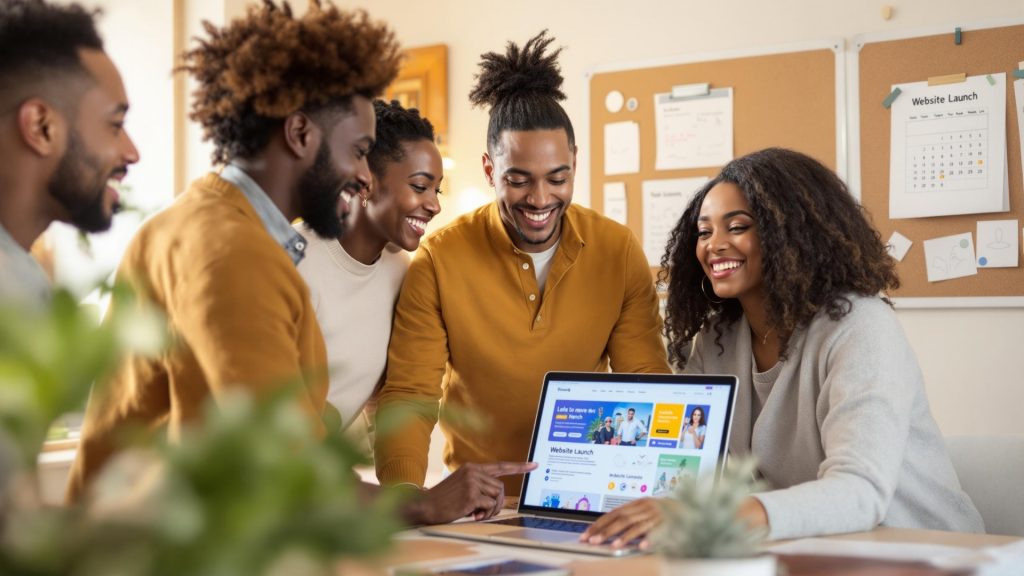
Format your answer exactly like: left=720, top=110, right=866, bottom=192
left=421, top=371, right=739, bottom=556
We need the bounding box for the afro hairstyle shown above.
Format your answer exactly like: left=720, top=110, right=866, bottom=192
left=181, top=0, right=402, bottom=165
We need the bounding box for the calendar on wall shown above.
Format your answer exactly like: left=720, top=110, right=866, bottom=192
left=890, top=73, right=1007, bottom=219
left=906, top=109, right=988, bottom=193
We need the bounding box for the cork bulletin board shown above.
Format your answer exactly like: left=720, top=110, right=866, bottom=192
left=587, top=41, right=844, bottom=274
left=854, top=21, right=1024, bottom=306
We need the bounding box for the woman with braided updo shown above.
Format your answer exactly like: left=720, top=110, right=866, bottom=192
left=296, top=99, right=442, bottom=431
left=582, top=148, right=982, bottom=546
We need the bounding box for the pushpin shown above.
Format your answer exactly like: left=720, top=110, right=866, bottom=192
left=883, top=87, right=902, bottom=109
left=881, top=6, right=893, bottom=21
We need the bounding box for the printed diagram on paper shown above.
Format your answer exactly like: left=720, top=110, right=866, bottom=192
left=889, top=74, right=1007, bottom=219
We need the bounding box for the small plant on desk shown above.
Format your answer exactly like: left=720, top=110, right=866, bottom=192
left=650, top=458, right=776, bottom=576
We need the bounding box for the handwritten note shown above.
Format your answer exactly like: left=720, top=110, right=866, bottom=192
left=603, top=182, right=628, bottom=225
left=604, top=121, right=640, bottom=175
left=654, top=89, right=733, bottom=170
left=641, top=177, right=708, bottom=265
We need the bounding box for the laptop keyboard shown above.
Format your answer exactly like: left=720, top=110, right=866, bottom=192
left=488, top=516, right=591, bottom=533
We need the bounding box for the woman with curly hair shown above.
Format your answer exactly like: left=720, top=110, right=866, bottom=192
left=296, top=99, right=442, bottom=431
left=582, top=148, right=982, bottom=546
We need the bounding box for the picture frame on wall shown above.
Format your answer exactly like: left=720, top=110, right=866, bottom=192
left=385, top=44, right=448, bottom=151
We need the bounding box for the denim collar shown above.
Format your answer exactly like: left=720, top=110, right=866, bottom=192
left=220, top=164, right=307, bottom=266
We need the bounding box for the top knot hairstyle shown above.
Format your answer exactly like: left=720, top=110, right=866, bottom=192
left=659, top=148, right=900, bottom=368
left=468, top=29, right=575, bottom=154
left=368, top=99, right=435, bottom=179
left=0, top=0, right=103, bottom=113
left=181, top=0, right=402, bottom=165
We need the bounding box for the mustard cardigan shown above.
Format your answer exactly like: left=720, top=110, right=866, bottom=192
left=67, top=174, right=327, bottom=502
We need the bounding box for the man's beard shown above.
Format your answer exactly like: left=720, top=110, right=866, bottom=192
left=48, top=129, right=120, bottom=233
left=298, top=140, right=353, bottom=240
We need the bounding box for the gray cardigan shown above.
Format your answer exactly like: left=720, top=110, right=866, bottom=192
left=685, top=295, right=984, bottom=539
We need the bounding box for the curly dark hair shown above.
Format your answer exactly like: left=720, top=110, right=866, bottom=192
left=468, top=29, right=575, bottom=154
left=367, top=99, right=435, bottom=179
left=0, top=0, right=103, bottom=113
left=659, top=148, right=900, bottom=368
left=180, top=0, right=401, bottom=165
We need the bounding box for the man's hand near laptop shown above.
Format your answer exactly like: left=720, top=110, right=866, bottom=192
left=398, top=461, right=538, bottom=525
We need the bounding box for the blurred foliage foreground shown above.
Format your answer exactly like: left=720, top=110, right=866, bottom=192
left=0, top=287, right=401, bottom=576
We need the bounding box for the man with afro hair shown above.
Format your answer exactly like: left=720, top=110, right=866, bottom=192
left=68, top=1, right=531, bottom=524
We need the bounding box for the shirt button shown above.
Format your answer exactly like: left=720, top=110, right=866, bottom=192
left=295, top=241, right=306, bottom=250
left=522, top=262, right=530, bottom=270
left=528, top=294, right=536, bottom=302
left=536, top=314, right=542, bottom=322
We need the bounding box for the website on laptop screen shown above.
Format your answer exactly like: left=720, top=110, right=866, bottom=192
left=520, top=374, right=735, bottom=516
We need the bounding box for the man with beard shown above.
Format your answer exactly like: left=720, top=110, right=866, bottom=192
left=68, top=2, right=533, bottom=523
left=0, top=0, right=138, bottom=304
left=374, top=31, right=669, bottom=499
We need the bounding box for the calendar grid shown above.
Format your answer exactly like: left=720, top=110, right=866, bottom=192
left=905, top=108, right=989, bottom=194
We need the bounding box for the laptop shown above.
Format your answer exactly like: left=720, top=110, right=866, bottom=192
left=420, top=371, right=739, bottom=556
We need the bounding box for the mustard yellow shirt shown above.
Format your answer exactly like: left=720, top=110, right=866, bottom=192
left=67, top=174, right=327, bottom=502
left=374, top=203, right=669, bottom=495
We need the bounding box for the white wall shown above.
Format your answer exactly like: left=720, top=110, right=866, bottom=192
left=181, top=0, right=229, bottom=186
left=305, top=0, right=1024, bottom=437
left=50, top=0, right=176, bottom=294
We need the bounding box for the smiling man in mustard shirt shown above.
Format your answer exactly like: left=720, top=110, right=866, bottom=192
left=374, top=31, right=670, bottom=498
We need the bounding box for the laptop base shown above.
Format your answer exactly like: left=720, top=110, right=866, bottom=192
left=419, top=518, right=641, bottom=557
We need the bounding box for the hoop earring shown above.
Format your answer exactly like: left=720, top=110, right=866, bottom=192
left=701, top=276, right=723, bottom=304
left=360, top=195, right=368, bottom=209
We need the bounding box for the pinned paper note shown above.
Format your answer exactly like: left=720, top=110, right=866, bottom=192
left=886, top=231, right=913, bottom=261
left=1014, top=80, right=1024, bottom=195
left=603, top=182, right=628, bottom=225
left=604, top=121, right=640, bottom=175
left=641, top=177, right=708, bottom=265
left=923, top=233, right=978, bottom=282
left=654, top=89, right=733, bottom=170
left=976, top=220, right=1019, bottom=268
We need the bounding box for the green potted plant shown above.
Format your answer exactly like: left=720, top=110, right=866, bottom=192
left=0, top=285, right=164, bottom=507
left=649, top=458, right=776, bottom=576
left=1, top=285, right=403, bottom=575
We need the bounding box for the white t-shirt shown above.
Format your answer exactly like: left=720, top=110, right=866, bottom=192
left=295, top=223, right=409, bottom=429
left=528, top=240, right=560, bottom=293
left=617, top=417, right=646, bottom=444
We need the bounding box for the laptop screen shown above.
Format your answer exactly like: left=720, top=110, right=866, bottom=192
left=519, top=372, right=738, bottom=518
